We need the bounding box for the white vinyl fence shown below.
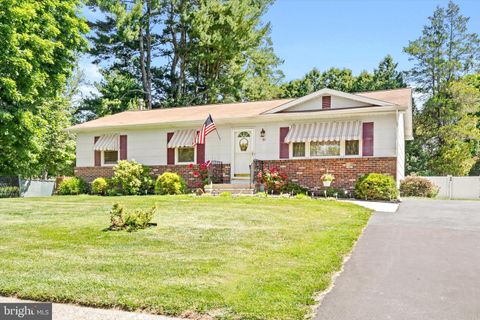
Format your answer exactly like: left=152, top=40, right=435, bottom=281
left=19, top=179, right=56, bottom=197
left=424, top=176, right=480, bottom=199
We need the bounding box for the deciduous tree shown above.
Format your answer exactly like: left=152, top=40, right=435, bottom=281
left=0, top=0, right=88, bottom=176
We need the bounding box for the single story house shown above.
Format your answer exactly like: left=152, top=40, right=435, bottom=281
left=68, top=88, right=413, bottom=191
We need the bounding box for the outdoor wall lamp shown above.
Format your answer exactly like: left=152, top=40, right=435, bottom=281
left=260, top=128, right=266, bottom=140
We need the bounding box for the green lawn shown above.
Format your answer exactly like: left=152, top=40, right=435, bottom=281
left=0, top=195, right=371, bottom=319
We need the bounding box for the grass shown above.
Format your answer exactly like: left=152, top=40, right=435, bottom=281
left=0, top=195, right=371, bottom=319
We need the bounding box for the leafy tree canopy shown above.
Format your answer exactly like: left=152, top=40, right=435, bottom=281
left=0, top=0, right=88, bottom=176
left=404, top=1, right=480, bottom=176
left=80, top=0, right=283, bottom=120
left=280, top=55, right=406, bottom=98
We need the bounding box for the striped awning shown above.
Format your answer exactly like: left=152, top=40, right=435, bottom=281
left=94, top=134, right=119, bottom=151
left=284, top=121, right=361, bottom=143
left=167, top=129, right=196, bottom=148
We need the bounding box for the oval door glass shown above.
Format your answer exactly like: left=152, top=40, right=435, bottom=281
left=237, top=131, right=250, bottom=151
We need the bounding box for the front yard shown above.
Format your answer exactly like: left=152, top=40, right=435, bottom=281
left=0, top=195, right=370, bottom=319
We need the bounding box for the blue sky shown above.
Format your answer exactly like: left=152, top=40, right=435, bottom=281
left=79, top=0, right=480, bottom=93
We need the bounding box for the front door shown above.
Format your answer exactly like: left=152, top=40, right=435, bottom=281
left=233, top=129, right=254, bottom=177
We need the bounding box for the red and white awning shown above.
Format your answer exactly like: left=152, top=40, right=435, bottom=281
left=94, top=134, right=119, bottom=151
left=167, top=129, right=196, bottom=148
left=284, top=121, right=361, bottom=143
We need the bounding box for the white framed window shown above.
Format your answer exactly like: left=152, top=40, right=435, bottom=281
left=345, top=140, right=360, bottom=156
left=310, top=141, right=340, bottom=157
left=103, top=151, right=118, bottom=165
left=292, top=142, right=306, bottom=157
left=289, top=139, right=362, bottom=159
left=176, top=147, right=195, bottom=164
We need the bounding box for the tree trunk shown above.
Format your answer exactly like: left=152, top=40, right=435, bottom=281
left=139, top=27, right=150, bottom=110
left=138, top=0, right=152, bottom=110
left=145, top=0, right=153, bottom=109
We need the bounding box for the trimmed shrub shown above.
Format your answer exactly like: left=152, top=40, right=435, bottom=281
left=282, top=182, right=308, bottom=195
left=400, top=176, right=439, bottom=198
left=108, top=203, right=156, bottom=232
left=57, top=177, right=88, bottom=195
left=154, top=172, right=186, bottom=195
left=355, top=173, right=398, bottom=201
left=111, top=160, right=153, bottom=195
left=91, top=178, right=109, bottom=195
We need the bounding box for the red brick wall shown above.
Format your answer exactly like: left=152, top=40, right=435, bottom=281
left=75, top=163, right=231, bottom=189
left=254, top=157, right=396, bottom=191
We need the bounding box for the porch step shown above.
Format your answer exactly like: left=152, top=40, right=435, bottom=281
left=205, top=183, right=254, bottom=195
left=231, top=177, right=250, bottom=183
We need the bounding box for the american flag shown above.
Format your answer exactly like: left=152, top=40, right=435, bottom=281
left=193, top=114, right=217, bottom=145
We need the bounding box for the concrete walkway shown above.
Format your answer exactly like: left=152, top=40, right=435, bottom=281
left=315, top=199, right=480, bottom=320
left=340, top=199, right=399, bottom=213
left=0, top=297, right=181, bottom=320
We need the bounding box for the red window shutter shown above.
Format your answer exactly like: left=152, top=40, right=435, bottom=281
left=322, top=96, right=331, bottom=109
left=119, top=135, right=127, bottom=160
left=196, top=145, right=205, bottom=164
left=94, top=136, right=101, bottom=167
left=196, top=131, right=205, bottom=164
left=279, top=127, right=289, bottom=159
left=362, top=122, right=374, bottom=156
left=167, top=132, right=175, bottom=165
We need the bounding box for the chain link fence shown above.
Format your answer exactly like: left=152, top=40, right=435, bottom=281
left=0, top=176, right=20, bottom=198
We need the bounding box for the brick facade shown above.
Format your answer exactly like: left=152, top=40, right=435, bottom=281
left=75, top=157, right=395, bottom=191
left=74, top=162, right=231, bottom=189
left=253, top=157, right=396, bottom=191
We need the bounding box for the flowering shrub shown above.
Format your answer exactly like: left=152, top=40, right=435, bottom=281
left=189, top=161, right=211, bottom=189
left=111, top=160, right=153, bottom=195
left=257, top=167, right=288, bottom=193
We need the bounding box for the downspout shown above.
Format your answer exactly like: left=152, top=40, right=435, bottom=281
left=396, top=109, right=400, bottom=188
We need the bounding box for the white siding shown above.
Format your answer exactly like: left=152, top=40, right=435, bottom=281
left=368, top=114, right=397, bottom=157
left=75, top=114, right=398, bottom=167
left=286, top=95, right=370, bottom=112
left=76, top=133, right=96, bottom=167
left=127, top=129, right=167, bottom=165
left=204, top=126, right=231, bottom=162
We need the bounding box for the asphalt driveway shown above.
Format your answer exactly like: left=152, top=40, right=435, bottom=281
left=315, top=199, right=480, bottom=320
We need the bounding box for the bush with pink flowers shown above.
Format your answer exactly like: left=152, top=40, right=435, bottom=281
left=189, top=161, right=211, bottom=189
left=257, top=167, right=288, bottom=193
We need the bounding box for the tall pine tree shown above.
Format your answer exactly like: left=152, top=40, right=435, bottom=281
left=404, top=1, right=480, bottom=175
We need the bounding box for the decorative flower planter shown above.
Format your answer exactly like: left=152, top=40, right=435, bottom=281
left=321, top=173, right=335, bottom=188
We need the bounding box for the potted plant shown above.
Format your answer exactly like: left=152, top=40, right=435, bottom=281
left=321, top=173, right=335, bottom=187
